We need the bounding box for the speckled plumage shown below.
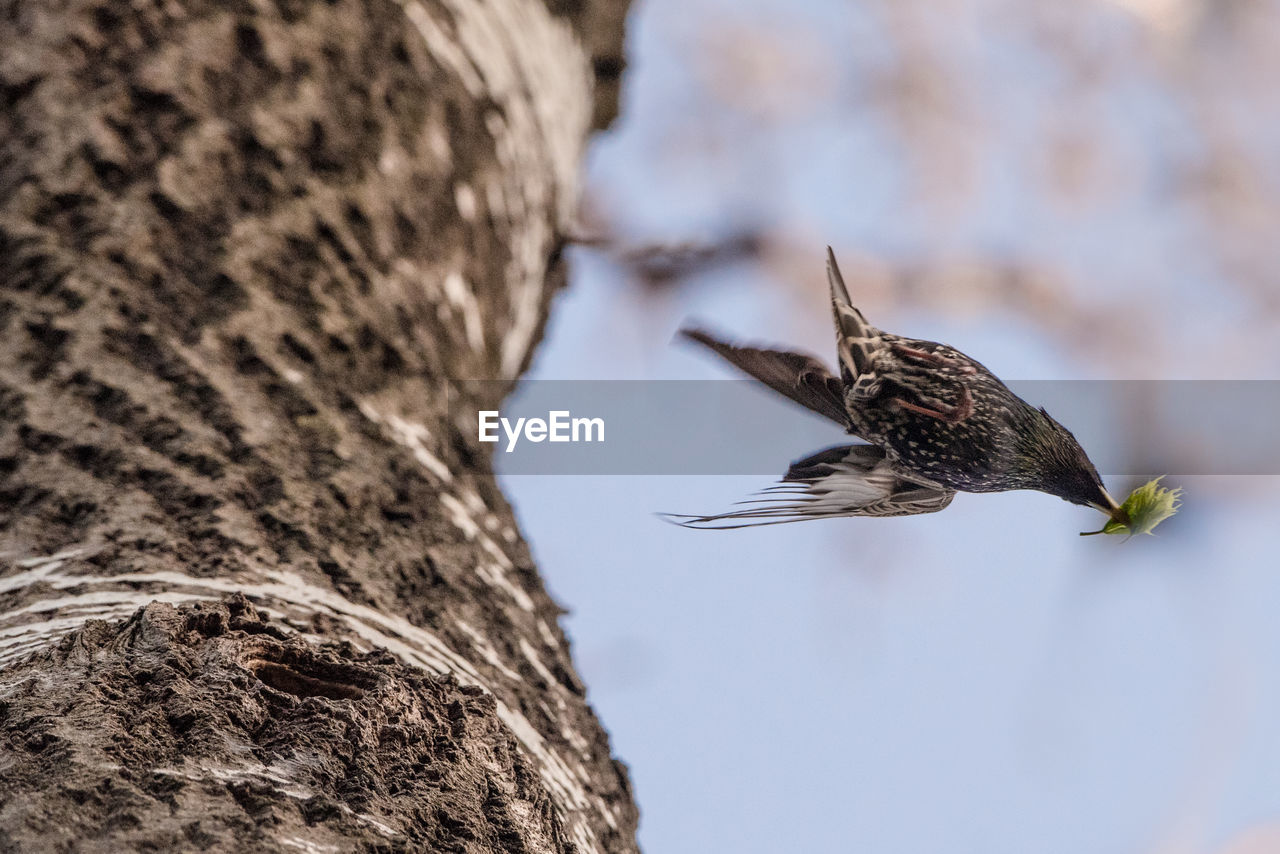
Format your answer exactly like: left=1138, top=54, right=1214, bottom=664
left=668, top=248, right=1124, bottom=527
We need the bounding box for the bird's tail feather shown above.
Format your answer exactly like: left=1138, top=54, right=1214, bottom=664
left=826, top=247, right=877, bottom=382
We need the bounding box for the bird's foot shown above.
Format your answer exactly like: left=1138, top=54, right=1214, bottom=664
left=849, top=375, right=882, bottom=400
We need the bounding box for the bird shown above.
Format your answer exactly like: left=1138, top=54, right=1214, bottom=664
left=664, top=247, right=1128, bottom=528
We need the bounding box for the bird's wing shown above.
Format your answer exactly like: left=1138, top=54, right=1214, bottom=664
left=680, top=327, right=850, bottom=428
left=662, top=444, right=955, bottom=529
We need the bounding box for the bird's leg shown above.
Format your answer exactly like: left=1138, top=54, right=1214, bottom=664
left=892, top=385, right=973, bottom=423
left=890, top=343, right=977, bottom=374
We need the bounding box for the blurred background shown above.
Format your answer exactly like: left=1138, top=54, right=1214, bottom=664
left=502, top=0, right=1280, bottom=851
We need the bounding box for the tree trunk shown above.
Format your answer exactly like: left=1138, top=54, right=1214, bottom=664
left=0, top=0, right=635, bottom=851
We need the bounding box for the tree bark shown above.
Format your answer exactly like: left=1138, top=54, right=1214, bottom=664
left=0, top=0, right=635, bottom=851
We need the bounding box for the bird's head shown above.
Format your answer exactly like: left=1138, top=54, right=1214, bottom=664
left=1023, top=407, right=1130, bottom=525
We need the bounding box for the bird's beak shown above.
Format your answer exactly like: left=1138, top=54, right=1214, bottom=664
left=1089, top=487, right=1130, bottom=525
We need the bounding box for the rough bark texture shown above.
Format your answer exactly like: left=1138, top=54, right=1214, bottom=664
left=0, top=0, right=635, bottom=851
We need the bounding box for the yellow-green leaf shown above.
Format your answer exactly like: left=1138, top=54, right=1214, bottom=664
left=1081, top=477, right=1182, bottom=538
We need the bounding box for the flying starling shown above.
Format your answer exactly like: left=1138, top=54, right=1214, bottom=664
left=667, top=248, right=1129, bottom=528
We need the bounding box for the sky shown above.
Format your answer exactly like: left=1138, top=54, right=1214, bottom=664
left=504, top=0, right=1280, bottom=851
